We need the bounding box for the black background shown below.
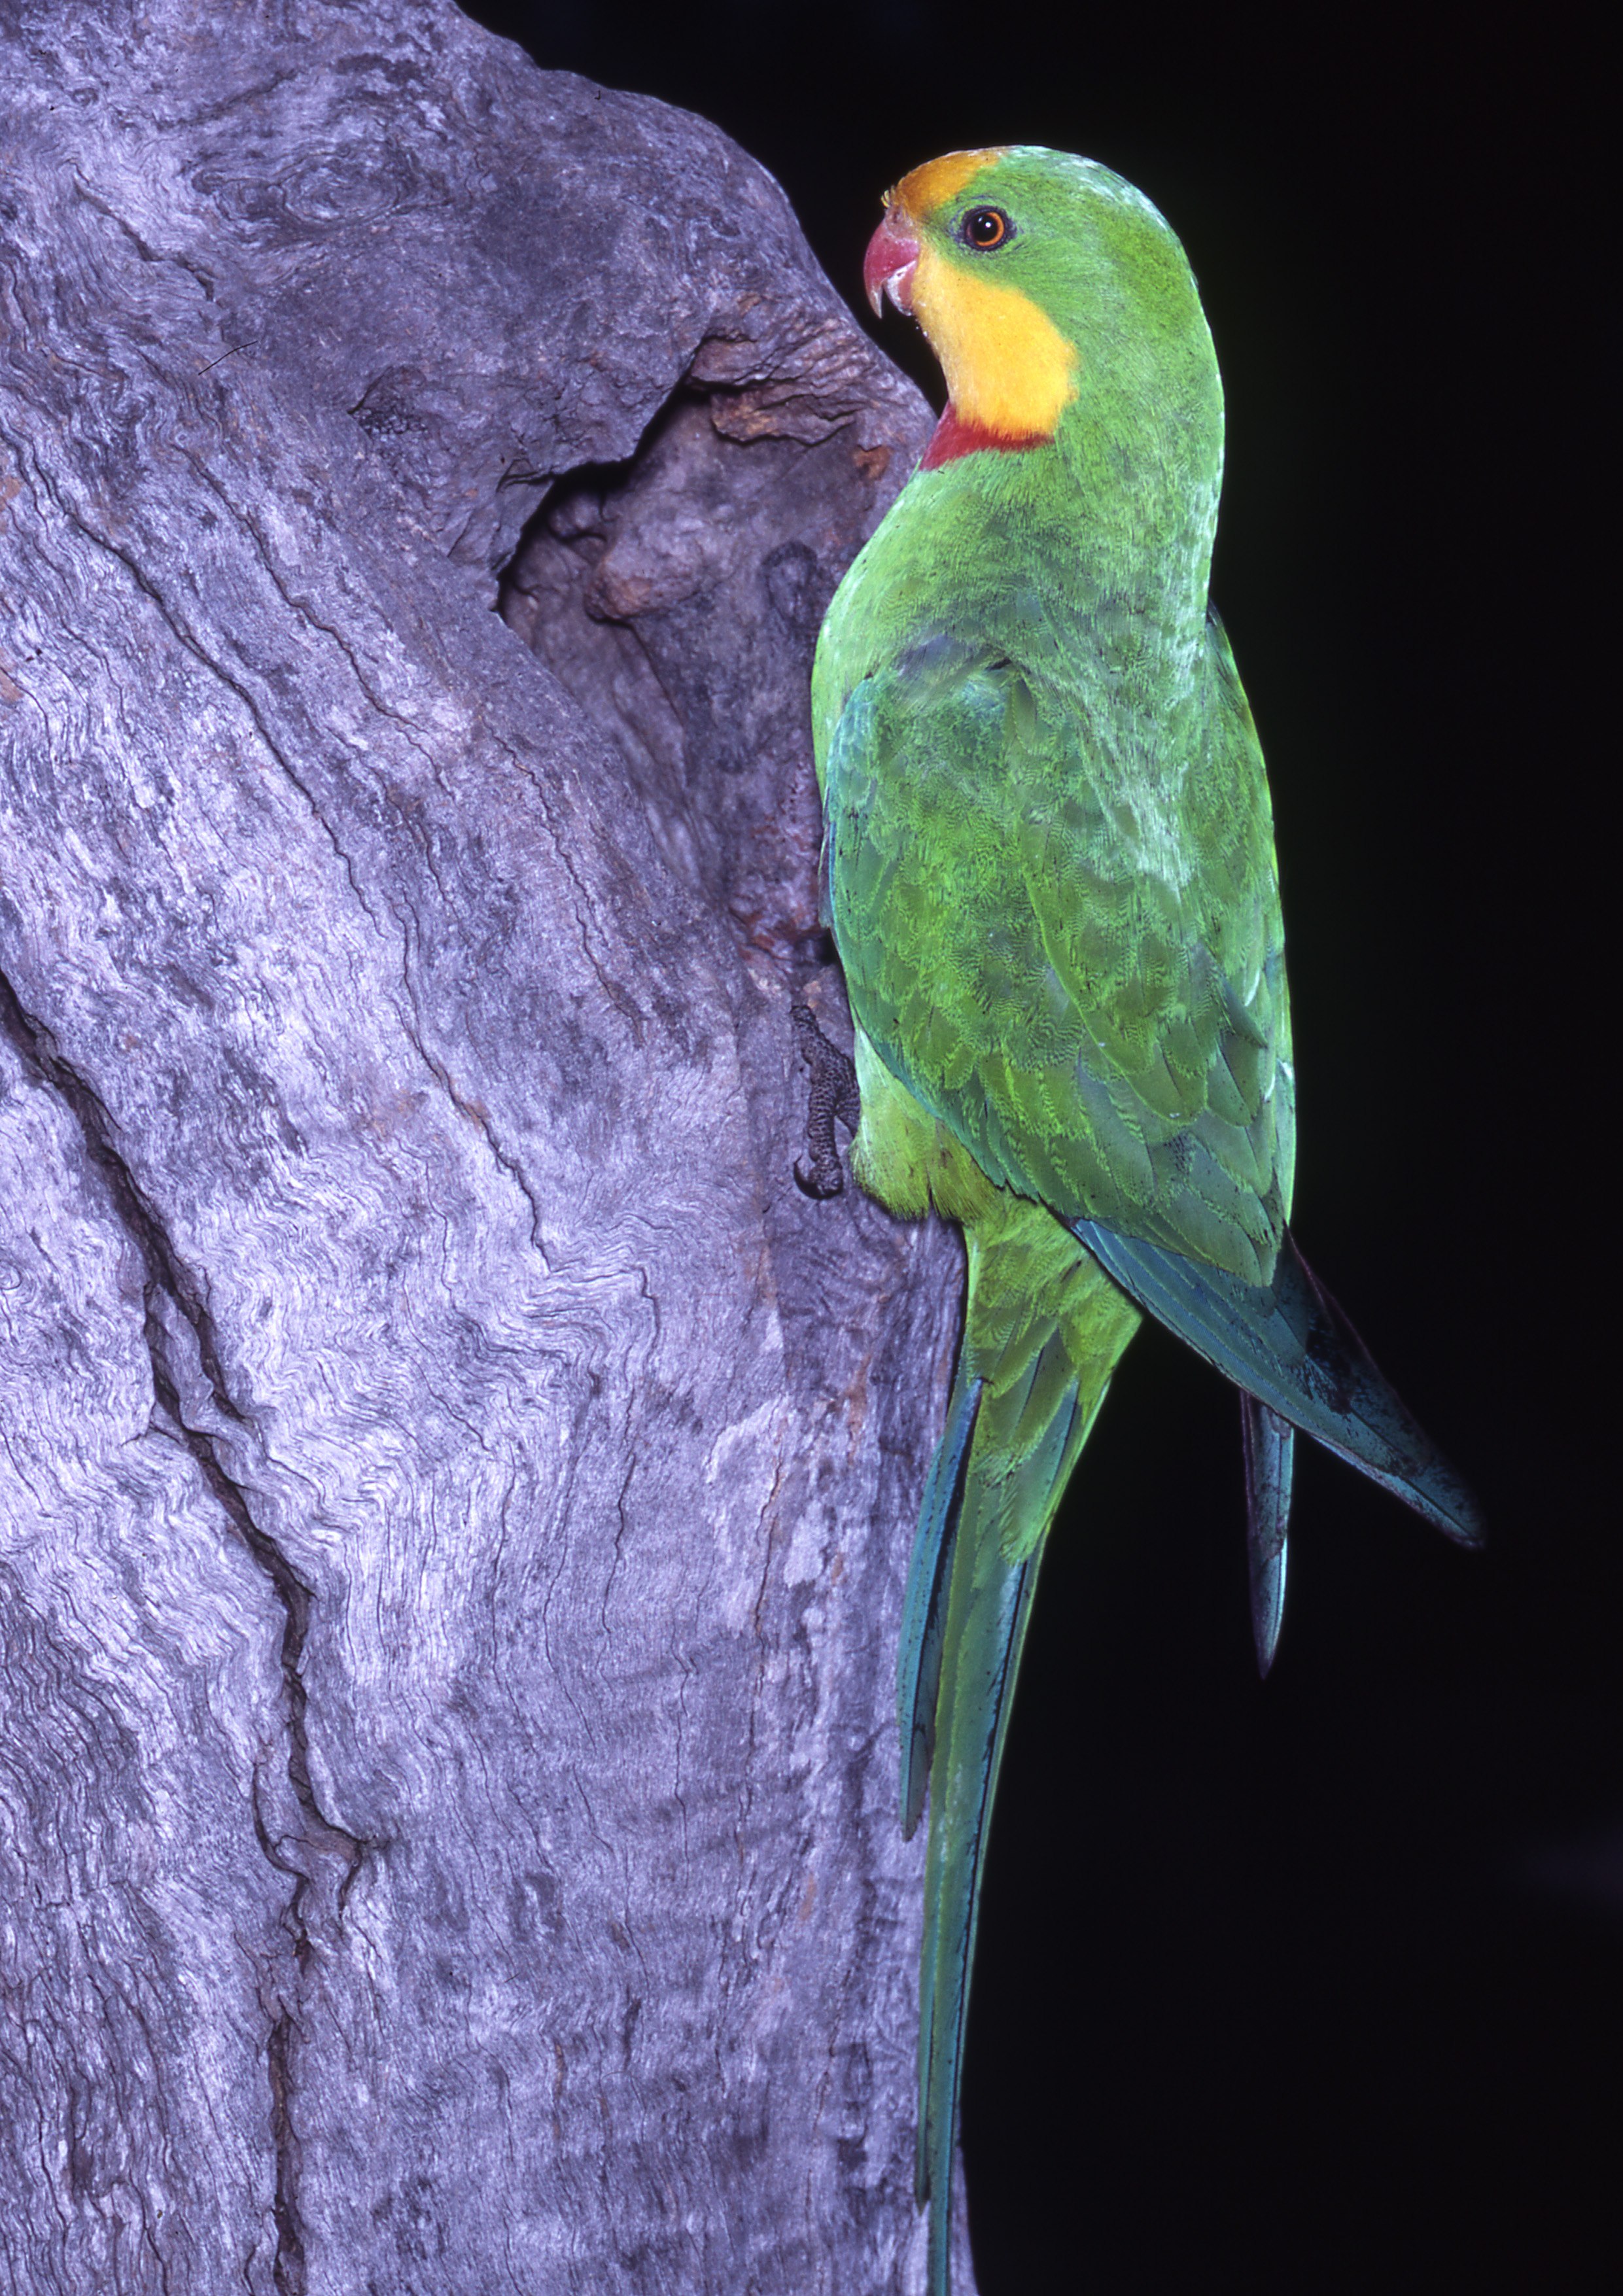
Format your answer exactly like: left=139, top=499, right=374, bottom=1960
left=460, top=6, right=1607, bottom=2287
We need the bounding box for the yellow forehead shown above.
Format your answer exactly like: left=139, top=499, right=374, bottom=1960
left=890, top=148, right=1005, bottom=221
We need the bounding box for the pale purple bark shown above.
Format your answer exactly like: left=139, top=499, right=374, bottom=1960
left=0, top=5, right=975, bottom=2288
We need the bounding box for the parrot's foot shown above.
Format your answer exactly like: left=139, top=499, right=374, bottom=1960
left=791, top=1002, right=861, bottom=1198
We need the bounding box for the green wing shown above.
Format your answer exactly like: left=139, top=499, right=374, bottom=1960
left=824, top=612, right=1294, bottom=1285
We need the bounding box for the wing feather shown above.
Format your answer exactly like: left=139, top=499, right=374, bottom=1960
left=825, top=612, right=1293, bottom=1282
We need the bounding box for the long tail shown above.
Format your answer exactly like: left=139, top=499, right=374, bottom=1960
left=900, top=1213, right=1140, bottom=2295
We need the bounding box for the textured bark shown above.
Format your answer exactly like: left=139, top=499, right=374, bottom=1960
left=0, top=5, right=969, bottom=2289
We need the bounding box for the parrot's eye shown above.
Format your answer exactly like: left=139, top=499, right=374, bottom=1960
left=960, top=206, right=1012, bottom=251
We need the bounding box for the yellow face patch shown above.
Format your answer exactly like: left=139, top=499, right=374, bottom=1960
left=911, top=249, right=1078, bottom=442
left=889, top=148, right=1078, bottom=442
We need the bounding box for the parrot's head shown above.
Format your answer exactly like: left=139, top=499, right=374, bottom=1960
left=864, top=146, right=1219, bottom=464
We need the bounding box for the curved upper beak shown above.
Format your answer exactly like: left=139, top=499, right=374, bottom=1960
left=863, top=207, right=920, bottom=318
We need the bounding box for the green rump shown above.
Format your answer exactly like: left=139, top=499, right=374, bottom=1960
left=812, top=147, right=1481, bottom=2296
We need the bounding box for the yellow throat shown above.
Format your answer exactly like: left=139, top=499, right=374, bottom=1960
left=892, top=149, right=1079, bottom=443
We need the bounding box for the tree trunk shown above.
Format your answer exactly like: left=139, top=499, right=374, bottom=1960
left=0, top=5, right=969, bottom=2287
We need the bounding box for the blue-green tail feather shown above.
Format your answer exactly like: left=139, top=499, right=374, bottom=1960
left=899, top=1370, right=985, bottom=1841
left=907, top=1283, right=1137, bottom=2294
left=898, top=1223, right=1141, bottom=2296
left=1241, top=1394, right=1293, bottom=1675
left=1075, top=1221, right=1483, bottom=1546
left=918, top=1527, right=1046, bottom=2284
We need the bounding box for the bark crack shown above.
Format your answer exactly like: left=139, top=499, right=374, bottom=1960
left=191, top=461, right=446, bottom=755
left=389, top=896, right=553, bottom=1264
left=0, top=962, right=362, bottom=2296
left=508, top=756, right=653, bottom=1045
left=27, top=461, right=385, bottom=930
left=53, top=453, right=559, bottom=1267
left=43, top=445, right=568, bottom=1274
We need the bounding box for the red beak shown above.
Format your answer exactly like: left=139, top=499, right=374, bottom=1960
left=863, top=209, right=920, bottom=317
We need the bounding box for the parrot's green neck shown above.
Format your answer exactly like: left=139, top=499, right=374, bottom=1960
left=820, top=398, right=1222, bottom=742
left=1007, top=368, right=1223, bottom=663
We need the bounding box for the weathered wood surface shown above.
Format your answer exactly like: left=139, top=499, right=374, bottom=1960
left=0, top=4, right=968, bottom=2287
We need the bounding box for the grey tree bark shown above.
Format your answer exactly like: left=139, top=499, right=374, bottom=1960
left=0, top=5, right=973, bottom=2289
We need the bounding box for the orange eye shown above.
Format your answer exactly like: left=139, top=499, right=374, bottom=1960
left=960, top=206, right=1011, bottom=251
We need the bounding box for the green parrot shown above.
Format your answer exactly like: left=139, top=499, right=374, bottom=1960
left=809, top=146, right=1482, bottom=2293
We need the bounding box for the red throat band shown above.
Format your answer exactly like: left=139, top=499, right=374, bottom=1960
left=919, top=404, right=1052, bottom=471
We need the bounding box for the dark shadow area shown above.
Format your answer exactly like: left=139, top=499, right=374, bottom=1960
left=498, top=383, right=865, bottom=973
